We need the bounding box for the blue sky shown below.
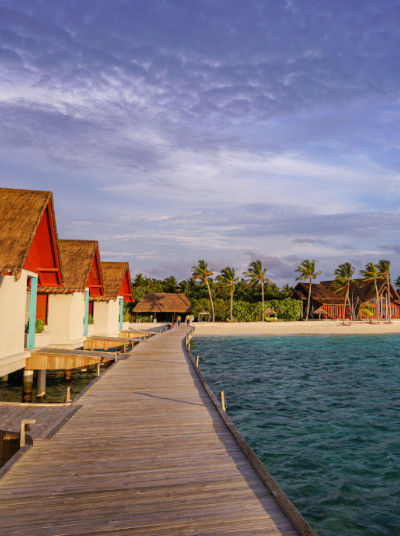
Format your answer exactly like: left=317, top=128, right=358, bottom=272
left=1, top=0, right=400, bottom=283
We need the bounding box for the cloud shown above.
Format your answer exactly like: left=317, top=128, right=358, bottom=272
left=1, top=1, right=400, bottom=282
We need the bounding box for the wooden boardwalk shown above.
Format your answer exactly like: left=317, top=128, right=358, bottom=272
left=0, top=327, right=300, bottom=536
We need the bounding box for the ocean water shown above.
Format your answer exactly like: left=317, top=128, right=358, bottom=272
left=0, top=364, right=111, bottom=403
left=192, top=335, right=400, bottom=536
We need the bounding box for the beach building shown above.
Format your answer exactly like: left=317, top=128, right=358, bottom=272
left=92, top=262, right=134, bottom=335
left=133, top=293, right=191, bottom=322
left=292, top=279, right=400, bottom=320
left=39, top=240, right=104, bottom=346
left=0, top=188, right=63, bottom=377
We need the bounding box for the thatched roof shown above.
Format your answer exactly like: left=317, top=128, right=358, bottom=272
left=95, top=262, right=133, bottom=301
left=0, top=188, right=61, bottom=278
left=41, top=240, right=100, bottom=293
left=292, top=279, right=400, bottom=305
left=313, top=306, right=330, bottom=316
left=133, top=293, right=191, bottom=313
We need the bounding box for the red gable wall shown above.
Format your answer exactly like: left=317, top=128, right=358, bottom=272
left=87, top=246, right=103, bottom=297
left=24, top=202, right=62, bottom=287
left=119, top=270, right=133, bottom=302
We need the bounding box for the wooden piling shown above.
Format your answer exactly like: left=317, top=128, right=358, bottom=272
left=36, top=370, right=46, bottom=399
left=22, top=370, right=34, bottom=403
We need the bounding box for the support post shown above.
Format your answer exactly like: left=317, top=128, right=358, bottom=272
left=64, top=370, right=71, bottom=381
left=22, top=370, right=34, bottom=403
left=36, top=370, right=46, bottom=399
left=218, top=391, right=227, bottom=412
left=65, top=385, right=71, bottom=402
left=97, top=363, right=100, bottom=377
left=196, top=355, right=199, bottom=367
left=27, top=276, right=38, bottom=349
left=119, top=297, right=124, bottom=331
left=84, top=288, right=89, bottom=336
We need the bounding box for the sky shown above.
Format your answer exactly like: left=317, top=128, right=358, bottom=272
left=1, top=0, right=400, bottom=284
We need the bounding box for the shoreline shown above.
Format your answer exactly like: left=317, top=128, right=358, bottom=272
left=192, top=320, right=400, bottom=337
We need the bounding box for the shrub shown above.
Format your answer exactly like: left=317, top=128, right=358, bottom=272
left=35, top=319, right=44, bottom=333
left=232, top=299, right=302, bottom=322
left=88, top=315, right=94, bottom=325
left=264, top=299, right=302, bottom=321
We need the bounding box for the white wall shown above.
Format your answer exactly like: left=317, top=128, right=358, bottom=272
left=47, top=292, right=85, bottom=346
left=0, top=271, right=29, bottom=376
left=93, top=299, right=120, bottom=336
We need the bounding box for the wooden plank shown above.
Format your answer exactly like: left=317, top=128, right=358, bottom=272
left=27, top=348, right=117, bottom=370
left=0, top=327, right=305, bottom=536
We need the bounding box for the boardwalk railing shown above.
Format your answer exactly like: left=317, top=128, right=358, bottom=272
left=184, top=325, right=317, bottom=536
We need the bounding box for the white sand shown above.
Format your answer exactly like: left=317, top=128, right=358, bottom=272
left=192, top=320, right=400, bottom=337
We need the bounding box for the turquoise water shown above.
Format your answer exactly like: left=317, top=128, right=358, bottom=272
left=192, top=335, right=400, bottom=536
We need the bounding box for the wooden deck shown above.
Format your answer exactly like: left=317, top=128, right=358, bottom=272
left=0, top=327, right=301, bottom=536
left=0, top=404, right=79, bottom=439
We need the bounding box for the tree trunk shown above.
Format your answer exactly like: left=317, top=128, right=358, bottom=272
left=206, top=279, right=215, bottom=322
left=387, top=276, right=392, bottom=322
left=343, top=283, right=350, bottom=324
left=230, top=291, right=233, bottom=322
left=306, top=278, right=312, bottom=321
left=374, top=278, right=379, bottom=322
left=261, top=281, right=265, bottom=321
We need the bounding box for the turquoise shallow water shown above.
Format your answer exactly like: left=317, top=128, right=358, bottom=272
left=192, top=335, right=400, bottom=536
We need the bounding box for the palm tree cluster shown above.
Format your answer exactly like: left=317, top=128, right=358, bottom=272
left=295, top=258, right=394, bottom=324
left=192, top=259, right=271, bottom=322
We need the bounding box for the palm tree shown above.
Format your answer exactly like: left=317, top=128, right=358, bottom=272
left=217, top=267, right=239, bottom=322
left=243, top=260, right=270, bottom=321
left=359, top=262, right=380, bottom=321
left=332, top=262, right=355, bottom=324
left=377, top=259, right=392, bottom=322
left=280, top=284, right=293, bottom=298
left=192, top=260, right=215, bottom=322
left=295, top=259, right=321, bottom=321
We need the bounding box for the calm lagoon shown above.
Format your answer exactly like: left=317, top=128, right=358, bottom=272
left=192, top=335, right=400, bottom=536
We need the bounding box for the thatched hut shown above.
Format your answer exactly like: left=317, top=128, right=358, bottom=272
left=92, top=262, right=134, bottom=334
left=133, top=293, right=191, bottom=322
left=39, top=240, right=104, bottom=345
left=292, top=279, right=400, bottom=320
left=264, top=307, right=277, bottom=317
left=0, top=188, right=63, bottom=377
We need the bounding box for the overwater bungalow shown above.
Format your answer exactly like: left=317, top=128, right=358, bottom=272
left=92, top=261, right=134, bottom=335
left=133, top=293, right=191, bottom=322
left=292, top=279, right=400, bottom=320
left=39, top=239, right=104, bottom=346
left=0, top=188, right=63, bottom=378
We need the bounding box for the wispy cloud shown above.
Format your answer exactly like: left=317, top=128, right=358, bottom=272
left=1, top=0, right=400, bottom=282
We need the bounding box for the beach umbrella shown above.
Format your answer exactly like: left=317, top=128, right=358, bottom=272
left=314, top=306, right=330, bottom=319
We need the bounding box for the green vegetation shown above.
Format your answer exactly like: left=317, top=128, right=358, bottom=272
left=295, top=259, right=321, bottom=321
left=332, top=262, right=355, bottom=323
left=88, top=314, right=94, bottom=325
left=216, top=267, right=238, bottom=322
left=130, top=256, right=399, bottom=323
left=243, top=260, right=270, bottom=321
left=35, top=319, right=44, bottom=333
left=192, top=260, right=215, bottom=322
left=131, top=267, right=299, bottom=322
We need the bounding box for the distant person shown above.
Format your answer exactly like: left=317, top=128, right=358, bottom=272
left=177, top=315, right=181, bottom=326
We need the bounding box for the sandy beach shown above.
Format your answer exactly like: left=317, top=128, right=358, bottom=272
left=192, top=320, right=400, bottom=337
